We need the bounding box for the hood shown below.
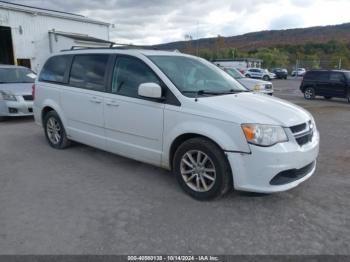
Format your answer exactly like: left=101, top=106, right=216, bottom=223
left=196, top=92, right=311, bottom=127
left=0, top=83, right=33, bottom=95
left=237, top=78, right=271, bottom=90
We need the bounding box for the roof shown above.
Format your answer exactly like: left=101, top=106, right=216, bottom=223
left=57, top=48, right=187, bottom=57
left=0, top=0, right=109, bottom=26
left=52, top=32, right=114, bottom=44
left=0, top=64, right=27, bottom=69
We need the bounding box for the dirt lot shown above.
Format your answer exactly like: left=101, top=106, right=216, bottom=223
left=0, top=78, right=349, bottom=255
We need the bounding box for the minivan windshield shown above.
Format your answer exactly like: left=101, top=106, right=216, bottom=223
left=343, top=71, right=350, bottom=80
left=149, top=55, right=248, bottom=97
left=224, top=68, right=245, bottom=79
left=0, top=68, right=36, bottom=84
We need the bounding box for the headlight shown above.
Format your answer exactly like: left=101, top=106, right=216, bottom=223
left=242, top=124, right=288, bottom=146
left=0, top=91, right=17, bottom=101
left=309, top=117, right=316, bottom=131
left=253, top=84, right=264, bottom=91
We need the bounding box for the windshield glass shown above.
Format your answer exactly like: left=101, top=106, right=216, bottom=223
left=0, top=68, right=36, bottom=84
left=344, top=71, right=350, bottom=80
left=148, top=55, right=247, bottom=97
left=225, top=68, right=245, bottom=79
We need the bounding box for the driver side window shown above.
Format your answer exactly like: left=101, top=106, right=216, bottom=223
left=112, top=56, right=160, bottom=98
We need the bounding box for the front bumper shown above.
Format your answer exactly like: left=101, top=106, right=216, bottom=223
left=227, top=129, right=319, bottom=193
left=260, top=89, right=274, bottom=95
left=0, top=96, right=33, bottom=117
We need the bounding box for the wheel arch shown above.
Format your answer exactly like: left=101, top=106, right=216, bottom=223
left=168, top=133, right=227, bottom=171
left=40, top=100, right=66, bottom=127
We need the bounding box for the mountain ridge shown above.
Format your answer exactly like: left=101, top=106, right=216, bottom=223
left=152, top=23, right=350, bottom=51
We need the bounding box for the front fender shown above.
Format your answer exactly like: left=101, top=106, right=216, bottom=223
left=162, top=116, right=250, bottom=168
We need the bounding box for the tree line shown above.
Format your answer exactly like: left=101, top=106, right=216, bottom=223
left=182, top=37, right=349, bottom=70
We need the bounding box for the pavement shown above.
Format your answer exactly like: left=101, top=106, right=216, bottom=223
left=0, top=78, right=349, bottom=255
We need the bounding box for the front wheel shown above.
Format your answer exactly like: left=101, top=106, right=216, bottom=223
left=173, top=138, right=232, bottom=200
left=324, top=96, right=332, bottom=100
left=44, top=111, right=71, bottom=149
left=263, top=75, right=270, bottom=81
left=245, top=74, right=251, bottom=78
left=304, top=87, right=315, bottom=100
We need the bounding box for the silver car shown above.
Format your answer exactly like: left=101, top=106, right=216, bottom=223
left=222, top=67, right=273, bottom=95
left=0, top=65, right=36, bottom=121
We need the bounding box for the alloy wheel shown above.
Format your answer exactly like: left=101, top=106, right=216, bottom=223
left=46, top=117, right=62, bottom=145
left=305, top=89, right=313, bottom=99
left=180, top=150, right=216, bottom=192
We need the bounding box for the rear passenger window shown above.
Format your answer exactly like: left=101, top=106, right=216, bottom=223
left=39, top=55, right=71, bottom=83
left=318, top=72, right=329, bottom=81
left=69, top=55, right=109, bottom=91
left=111, top=56, right=160, bottom=98
left=329, top=72, right=345, bottom=82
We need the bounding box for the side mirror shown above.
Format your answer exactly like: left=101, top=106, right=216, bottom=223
left=138, top=83, right=162, bottom=99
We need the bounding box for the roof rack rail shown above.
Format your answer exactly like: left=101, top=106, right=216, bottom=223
left=60, top=43, right=180, bottom=52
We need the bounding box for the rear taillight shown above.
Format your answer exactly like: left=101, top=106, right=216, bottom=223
left=32, top=84, right=35, bottom=100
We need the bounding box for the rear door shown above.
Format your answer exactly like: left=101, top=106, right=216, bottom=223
left=103, top=55, right=165, bottom=166
left=329, top=72, right=347, bottom=98
left=60, top=54, right=111, bottom=149
left=314, top=71, right=330, bottom=96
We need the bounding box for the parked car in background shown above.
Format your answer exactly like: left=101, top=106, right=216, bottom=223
left=0, top=65, right=36, bottom=121
left=222, top=67, right=273, bottom=95
left=300, top=70, right=350, bottom=103
left=245, top=68, right=276, bottom=81
left=292, top=68, right=306, bottom=77
left=34, top=49, right=319, bottom=200
left=272, top=68, right=288, bottom=79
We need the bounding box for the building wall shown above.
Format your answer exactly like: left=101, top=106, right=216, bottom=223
left=0, top=8, right=109, bottom=72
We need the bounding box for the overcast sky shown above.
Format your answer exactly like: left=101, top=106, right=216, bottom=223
left=8, top=0, right=350, bottom=45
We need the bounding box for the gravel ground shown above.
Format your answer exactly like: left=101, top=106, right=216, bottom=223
left=0, top=78, right=349, bottom=255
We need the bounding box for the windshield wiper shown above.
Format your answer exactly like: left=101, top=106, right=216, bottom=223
left=182, top=89, right=246, bottom=96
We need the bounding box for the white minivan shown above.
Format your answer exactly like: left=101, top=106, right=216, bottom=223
left=33, top=49, right=319, bottom=200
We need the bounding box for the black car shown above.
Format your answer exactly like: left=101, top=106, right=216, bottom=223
left=272, top=68, right=288, bottom=79
left=300, top=70, right=350, bottom=103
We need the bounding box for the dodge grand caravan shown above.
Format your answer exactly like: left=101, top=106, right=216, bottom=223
left=33, top=49, right=319, bottom=200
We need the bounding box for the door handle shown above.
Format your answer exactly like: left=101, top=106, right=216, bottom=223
left=90, top=97, right=102, bottom=104
left=106, top=100, right=120, bottom=107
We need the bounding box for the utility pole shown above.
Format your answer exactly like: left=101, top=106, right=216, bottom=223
left=339, top=58, right=342, bottom=69
left=196, top=21, right=199, bottom=56
left=295, top=59, right=299, bottom=79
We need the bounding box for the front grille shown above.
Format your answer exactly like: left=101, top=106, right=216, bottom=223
left=290, top=123, right=307, bottom=133
left=23, top=95, right=33, bottom=101
left=265, top=84, right=272, bottom=90
left=290, top=121, right=314, bottom=146
left=270, top=161, right=316, bottom=185
left=296, top=133, right=313, bottom=146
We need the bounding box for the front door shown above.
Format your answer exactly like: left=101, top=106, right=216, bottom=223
left=104, top=55, right=164, bottom=166
left=329, top=72, right=347, bottom=98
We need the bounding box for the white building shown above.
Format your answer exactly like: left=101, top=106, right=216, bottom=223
left=0, top=0, right=112, bottom=72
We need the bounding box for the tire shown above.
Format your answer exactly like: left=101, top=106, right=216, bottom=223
left=245, top=74, right=251, bottom=78
left=263, top=75, right=269, bottom=81
left=304, top=87, right=315, bottom=100
left=173, top=137, right=232, bottom=200
left=324, top=96, right=332, bottom=100
left=43, top=111, right=70, bottom=149
left=0, top=116, right=5, bottom=122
